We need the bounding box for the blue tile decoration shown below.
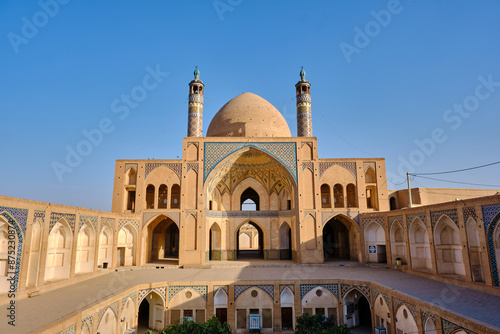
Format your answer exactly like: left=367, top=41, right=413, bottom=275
left=122, top=291, right=137, bottom=310
left=79, top=215, right=98, bottom=232
left=420, top=309, right=435, bottom=329
left=187, top=163, right=199, bottom=174
left=143, top=212, right=180, bottom=227
left=462, top=207, right=477, bottom=225
left=234, top=285, right=274, bottom=301
left=0, top=211, right=23, bottom=293
left=406, top=212, right=427, bottom=232
left=441, top=318, right=476, bottom=334
left=33, top=210, right=45, bottom=226
left=430, top=209, right=458, bottom=230
left=214, top=285, right=229, bottom=296
left=0, top=206, right=28, bottom=234
left=100, top=217, right=115, bottom=232
left=302, top=161, right=314, bottom=172
left=363, top=162, right=376, bottom=172
left=318, top=161, right=357, bottom=179
left=97, top=301, right=119, bottom=329
left=392, top=297, right=417, bottom=322
left=482, top=204, right=500, bottom=232
left=145, top=162, right=182, bottom=179
left=168, top=285, right=207, bottom=301
left=50, top=212, right=76, bottom=232
left=207, top=210, right=291, bottom=218
left=81, top=314, right=93, bottom=333
left=371, top=288, right=389, bottom=307
left=387, top=215, right=403, bottom=231
left=362, top=216, right=385, bottom=231
left=118, top=219, right=140, bottom=232
left=279, top=284, right=294, bottom=296
left=340, top=284, right=370, bottom=301
left=204, top=142, right=297, bottom=182
left=139, top=287, right=167, bottom=303
left=300, top=284, right=338, bottom=300
left=56, top=324, right=76, bottom=334
left=483, top=205, right=500, bottom=287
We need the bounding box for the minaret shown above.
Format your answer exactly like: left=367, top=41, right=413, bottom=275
left=295, top=67, right=312, bottom=137
left=187, top=66, right=204, bottom=137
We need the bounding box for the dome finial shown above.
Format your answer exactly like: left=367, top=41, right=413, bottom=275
left=300, top=66, right=306, bottom=80
left=194, top=66, right=200, bottom=79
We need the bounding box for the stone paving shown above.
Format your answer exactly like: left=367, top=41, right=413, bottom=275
left=2, top=264, right=500, bottom=333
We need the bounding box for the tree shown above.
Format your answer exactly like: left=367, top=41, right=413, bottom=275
left=149, top=315, right=232, bottom=334
left=295, top=313, right=350, bottom=334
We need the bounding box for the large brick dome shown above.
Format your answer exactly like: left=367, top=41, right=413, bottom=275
left=206, top=92, right=291, bottom=137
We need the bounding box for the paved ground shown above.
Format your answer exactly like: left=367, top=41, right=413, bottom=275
left=2, top=263, right=500, bottom=333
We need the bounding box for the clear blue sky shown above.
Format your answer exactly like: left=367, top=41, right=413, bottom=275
left=1, top=1, right=499, bottom=211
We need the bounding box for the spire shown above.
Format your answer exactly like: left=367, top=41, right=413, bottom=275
left=295, top=67, right=312, bottom=137
left=187, top=67, right=204, bottom=137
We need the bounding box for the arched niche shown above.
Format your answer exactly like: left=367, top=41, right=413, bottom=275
left=364, top=222, right=386, bottom=263
left=75, top=222, right=96, bottom=274
left=434, top=216, right=465, bottom=277
left=409, top=218, right=432, bottom=271
left=390, top=221, right=407, bottom=265
left=45, top=219, right=72, bottom=282
left=117, top=224, right=136, bottom=266
left=395, top=305, right=418, bottom=334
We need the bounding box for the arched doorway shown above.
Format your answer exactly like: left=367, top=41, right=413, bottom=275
left=364, top=222, right=386, bottom=263
left=323, top=217, right=350, bottom=261
left=241, top=187, right=260, bottom=211
left=279, top=222, right=292, bottom=260
left=343, top=289, right=371, bottom=330
left=138, top=292, right=165, bottom=331
left=434, top=216, right=465, bottom=277
left=151, top=218, right=179, bottom=263
left=209, top=223, right=222, bottom=260
left=237, top=221, right=264, bottom=259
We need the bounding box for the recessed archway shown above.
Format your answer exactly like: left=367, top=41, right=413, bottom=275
left=147, top=216, right=179, bottom=264
left=434, top=215, right=465, bottom=277
left=138, top=291, right=165, bottom=331
left=323, top=216, right=359, bottom=262
left=209, top=222, right=222, bottom=261
left=343, top=289, right=371, bottom=330
left=237, top=221, right=264, bottom=260
left=279, top=222, right=292, bottom=260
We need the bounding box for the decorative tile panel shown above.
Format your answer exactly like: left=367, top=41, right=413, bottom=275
left=392, top=297, right=417, bottom=321
left=482, top=204, right=500, bottom=232
left=57, top=324, right=76, bottom=334
left=97, top=301, right=119, bottom=328
left=100, top=217, right=115, bottom=231
left=441, top=318, right=476, bottom=334
left=319, top=161, right=357, bottom=179
left=79, top=215, right=98, bottom=232
left=371, top=288, right=389, bottom=307
left=234, top=285, right=274, bottom=301
left=430, top=209, right=458, bottom=229
left=462, top=207, right=477, bottom=225
left=300, top=284, right=338, bottom=300
left=50, top=212, right=76, bottom=232
left=122, top=291, right=137, bottom=310
left=168, top=285, right=207, bottom=301
left=139, top=287, right=167, bottom=303
left=363, top=162, right=376, bottom=172
left=81, top=314, right=93, bottom=333
left=214, top=285, right=229, bottom=296
left=362, top=216, right=385, bottom=230
left=420, top=309, right=435, bottom=329
left=187, top=163, right=199, bottom=174
left=33, top=210, right=45, bottom=226
left=0, top=212, right=23, bottom=293
left=0, top=206, right=28, bottom=234
left=406, top=212, right=427, bottom=232
left=302, top=161, right=314, bottom=172
left=206, top=210, right=291, bottom=218
left=484, top=206, right=500, bottom=287
left=340, top=284, right=370, bottom=301
left=387, top=215, right=403, bottom=231
left=118, top=219, right=140, bottom=232
left=204, top=142, right=297, bottom=182
left=145, top=162, right=182, bottom=179
left=279, top=284, right=295, bottom=295
left=124, top=163, right=137, bottom=172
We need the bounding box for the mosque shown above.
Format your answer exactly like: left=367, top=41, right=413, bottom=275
left=1, top=68, right=500, bottom=334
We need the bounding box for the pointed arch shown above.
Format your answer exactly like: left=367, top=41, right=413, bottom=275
left=96, top=307, right=117, bottom=334
left=434, top=215, right=465, bottom=277
left=75, top=221, right=96, bottom=274
left=98, top=222, right=113, bottom=267
left=117, top=224, right=136, bottom=266
left=236, top=220, right=265, bottom=259
left=323, top=214, right=360, bottom=262
left=409, top=218, right=432, bottom=271
left=45, top=218, right=72, bottom=281
left=395, top=304, right=418, bottom=334
left=279, top=221, right=292, bottom=260
left=125, top=167, right=137, bottom=185
left=373, top=294, right=390, bottom=330
left=26, top=219, right=42, bottom=287
left=342, top=288, right=371, bottom=328
left=390, top=221, right=407, bottom=265
left=364, top=222, right=386, bottom=263
left=466, top=217, right=484, bottom=282
left=209, top=222, right=222, bottom=260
